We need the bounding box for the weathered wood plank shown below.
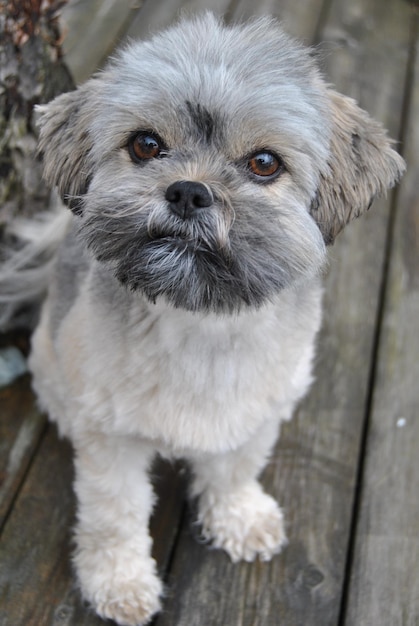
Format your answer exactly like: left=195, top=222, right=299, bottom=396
left=0, top=375, right=46, bottom=531
left=60, top=0, right=144, bottom=83
left=229, top=0, right=326, bottom=40
left=0, top=425, right=78, bottom=626
left=125, top=0, right=232, bottom=39
left=344, top=14, right=419, bottom=626
left=60, top=0, right=233, bottom=83
left=153, top=0, right=411, bottom=624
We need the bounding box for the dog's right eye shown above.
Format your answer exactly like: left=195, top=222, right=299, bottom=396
left=128, top=132, right=167, bottom=163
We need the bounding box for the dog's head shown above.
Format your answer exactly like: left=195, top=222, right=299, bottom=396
left=37, top=13, right=405, bottom=313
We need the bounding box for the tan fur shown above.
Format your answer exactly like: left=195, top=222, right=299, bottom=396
left=310, top=90, right=405, bottom=243
left=37, top=84, right=96, bottom=206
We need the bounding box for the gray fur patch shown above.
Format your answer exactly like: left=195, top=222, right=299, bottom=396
left=185, top=101, right=221, bottom=144
left=49, top=225, right=89, bottom=335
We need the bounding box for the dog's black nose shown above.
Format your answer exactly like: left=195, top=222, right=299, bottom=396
left=165, top=181, right=213, bottom=219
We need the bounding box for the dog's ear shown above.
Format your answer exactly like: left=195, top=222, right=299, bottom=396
left=310, top=90, right=405, bottom=244
left=36, top=84, right=95, bottom=215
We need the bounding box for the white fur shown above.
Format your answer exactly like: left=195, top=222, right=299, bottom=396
left=31, top=263, right=321, bottom=450
left=28, top=257, right=321, bottom=626
left=73, top=434, right=161, bottom=626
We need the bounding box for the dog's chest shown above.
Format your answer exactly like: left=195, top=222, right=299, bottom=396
left=54, top=285, right=321, bottom=453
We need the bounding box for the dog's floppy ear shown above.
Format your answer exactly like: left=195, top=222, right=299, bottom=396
left=310, top=90, right=405, bottom=244
left=36, top=84, right=95, bottom=215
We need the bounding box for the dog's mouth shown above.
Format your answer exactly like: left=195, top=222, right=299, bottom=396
left=82, top=207, right=304, bottom=314
left=147, top=224, right=222, bottom=255
left=143, top=230, right=229, bottom=266
left=150, top=231, right=191, bottom=244
left=109, top=226, right=252, bottom=313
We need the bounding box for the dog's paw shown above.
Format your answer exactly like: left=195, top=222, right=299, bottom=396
left=198, top=481, right=287, bottom=562
left=93, top=577, right=161, bottom=626
left=75, top=550, right=162, bottom=626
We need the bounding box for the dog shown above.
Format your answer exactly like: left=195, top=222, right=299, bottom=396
left=0, top=13, right=405, bottom=626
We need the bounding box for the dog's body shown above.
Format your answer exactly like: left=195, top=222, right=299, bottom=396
left=33, top=219, right=321, bottom=450
left=0, top=13, right=404, bottom=626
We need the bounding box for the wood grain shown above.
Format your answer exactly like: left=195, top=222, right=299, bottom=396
left=228, top=0, right=327, bottom=39
left=60, top=0, right=143, bottom=83
left=0, top=376, right=46, bottom=531
left=0, top=426, right=77, bottom=626
left=125, top=0, right=232, bottom=39
left=344, top=13, right=419, bottom=626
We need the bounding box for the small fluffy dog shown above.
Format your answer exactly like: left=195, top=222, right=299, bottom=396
left=0, top=13, right=404, bottom=626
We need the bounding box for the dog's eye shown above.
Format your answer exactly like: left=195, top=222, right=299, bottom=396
left=247, top=151, right=284, bottom=181
left=128, top=132, right=167, bottom=163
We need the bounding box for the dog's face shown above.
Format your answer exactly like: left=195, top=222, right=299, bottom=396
left=37, top=14, right=404, bottom=313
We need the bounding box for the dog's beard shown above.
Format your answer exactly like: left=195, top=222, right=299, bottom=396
left=80, top=195, right=324, bottom=314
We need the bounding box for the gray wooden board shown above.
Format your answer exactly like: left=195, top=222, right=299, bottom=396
left=0, top=376, right=46, bottom=531
left=0, top=425, right=77, bottom=626
left=60, top=0, right=144, bottom=83
left=344, top=14, right=419, bottom=626
left=125, top=0, right=233, bottom=39
left=60, top=0, right=233, bottom=83
left=152, top=0, right=412, bottom=624
left=229, top=0, right=326, bottom=40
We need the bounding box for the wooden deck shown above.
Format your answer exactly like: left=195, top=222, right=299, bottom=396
left=1, top=0, right=419, bottom=624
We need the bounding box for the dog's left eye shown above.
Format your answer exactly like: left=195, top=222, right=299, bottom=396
left=247, top=151, right=285, bottom=181
left=128, top=132, right=167, bottom=163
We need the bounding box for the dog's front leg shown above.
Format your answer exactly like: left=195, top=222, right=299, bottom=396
left=72, top=433, right=161, bottom=626
left=189, top=418, right=287, bottom=563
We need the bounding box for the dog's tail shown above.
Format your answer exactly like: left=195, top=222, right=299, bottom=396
left=0, top=198, right=71, bottom=330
